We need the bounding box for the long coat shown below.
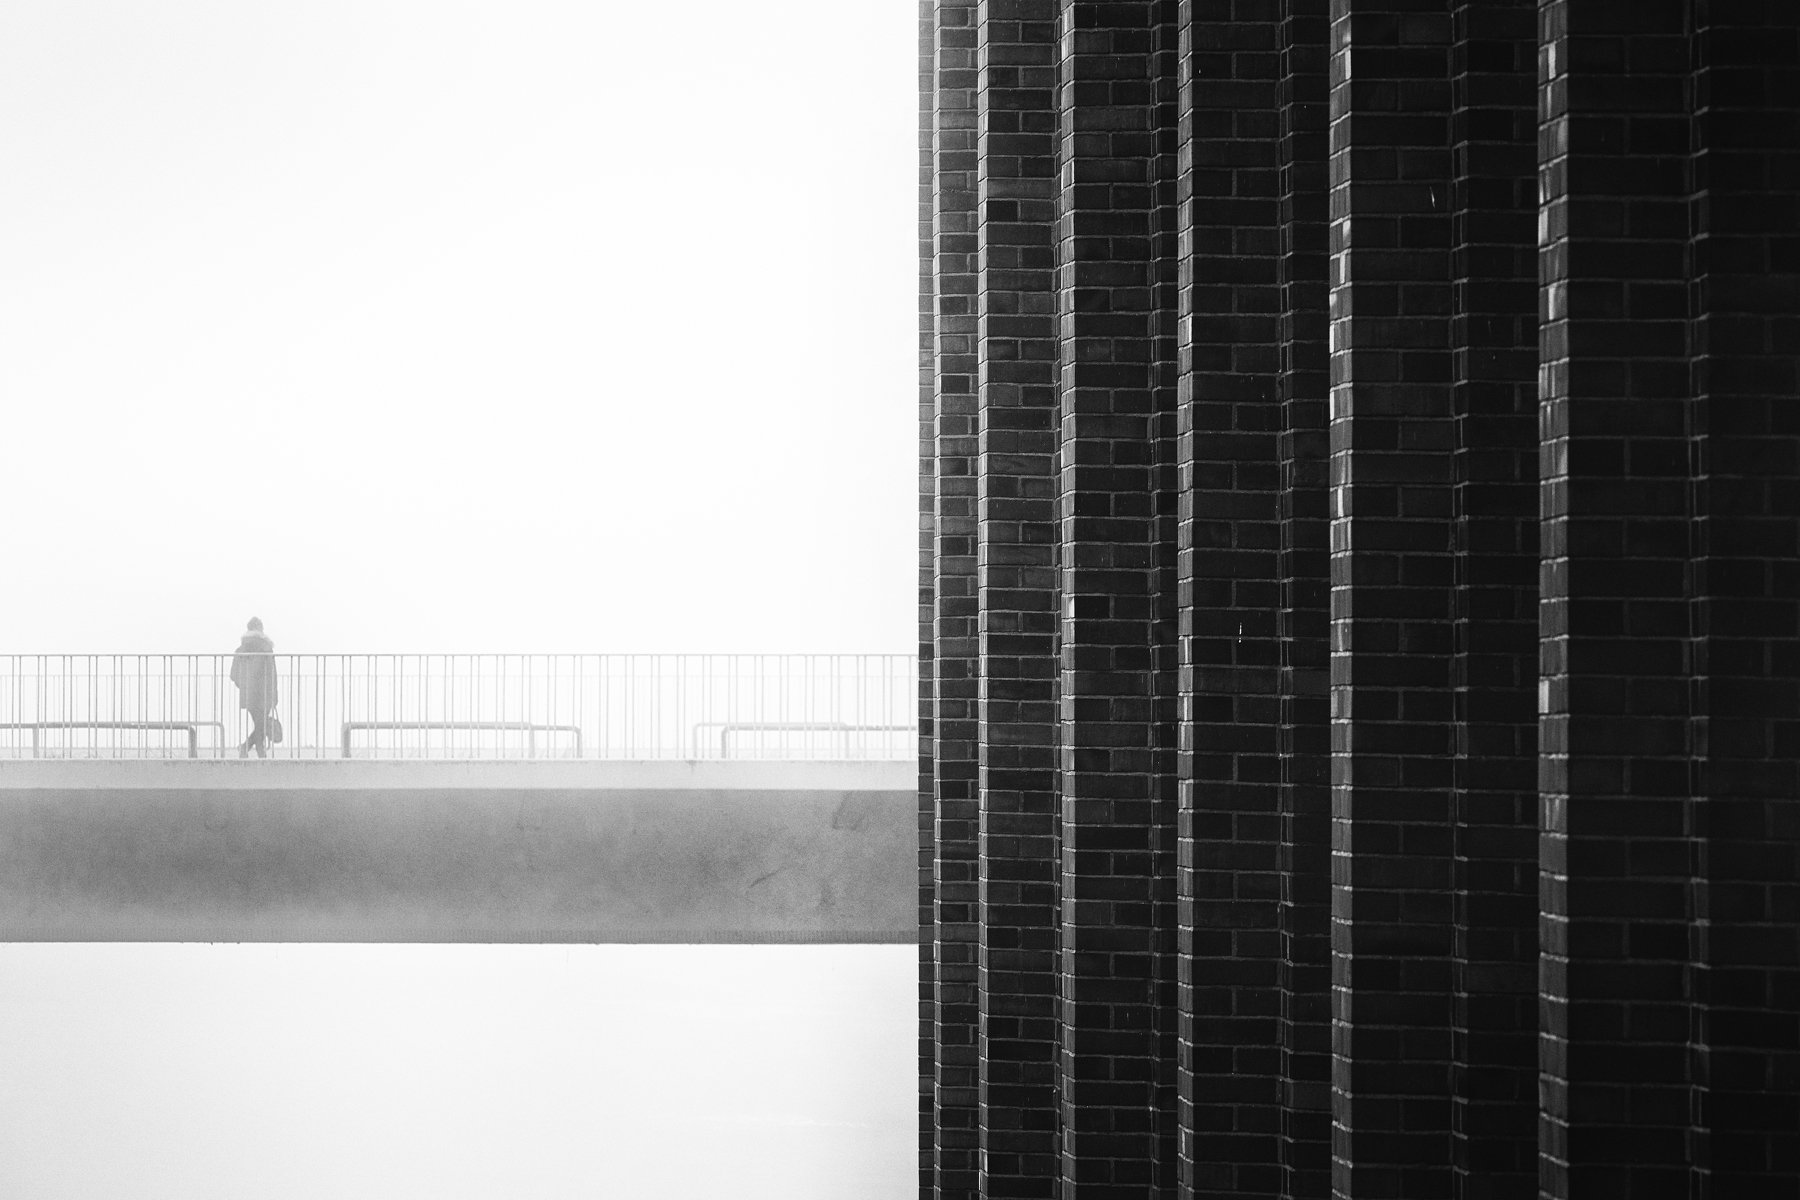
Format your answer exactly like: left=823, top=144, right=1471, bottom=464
left=229, top=632, right=278, bottom=714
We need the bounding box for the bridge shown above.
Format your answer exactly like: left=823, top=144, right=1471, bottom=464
left=0, top=655, right=917, bottom=944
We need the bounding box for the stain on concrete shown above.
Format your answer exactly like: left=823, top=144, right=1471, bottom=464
left=747, top=864, right=789, bottom=890
left=830, top=792, right=874, bottom=831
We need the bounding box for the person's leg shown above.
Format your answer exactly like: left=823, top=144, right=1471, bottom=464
left=250, top=709, right=269, bottom=758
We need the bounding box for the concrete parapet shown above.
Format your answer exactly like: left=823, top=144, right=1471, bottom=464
left=0, top=761, right=915, bottom=943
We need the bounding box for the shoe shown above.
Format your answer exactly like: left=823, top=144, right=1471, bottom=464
left=239, top=746, right=250, bottom=759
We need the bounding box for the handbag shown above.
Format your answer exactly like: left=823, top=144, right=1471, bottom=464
left=269, top=714, right=284, bottom=744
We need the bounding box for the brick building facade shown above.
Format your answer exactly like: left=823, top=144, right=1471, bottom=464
left=919, top=2, right=1799, bottom=1197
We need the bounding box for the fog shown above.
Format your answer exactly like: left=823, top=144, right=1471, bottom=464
left=0, top=0, right=916, bottom=654
left=0, top=944, right=915, bottom=1199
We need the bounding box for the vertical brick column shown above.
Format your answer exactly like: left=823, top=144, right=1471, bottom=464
left=1175, top=1, right=1286, bottom=1193
left=1054, top=2, right=1165, bottom=1194
left=1536, top=3, right=1700, bottom=1196
left=932, top=5, right=983, bottom=1195
left=1688, top=5, right=1800, bottom=1192
left=976, top=4, right=1062, bottom=1195
left=1171, top=4, right=1201, bottom=1192
left=919, top=7, right=941, bottom=1195
left=1275, top=2, right=1334, bottom=1196
left=1326, top=4, right=1458, bottom=1196
left=1145, top=5, right=1185, bottom=1195
left=1446, top=2, right=1539, bottom=1195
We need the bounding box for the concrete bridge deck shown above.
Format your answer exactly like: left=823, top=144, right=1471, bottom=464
left=0, top=760, right=914, bottom=943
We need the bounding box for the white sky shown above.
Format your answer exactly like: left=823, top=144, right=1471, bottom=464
left=0, top=0, right=917, bottom=654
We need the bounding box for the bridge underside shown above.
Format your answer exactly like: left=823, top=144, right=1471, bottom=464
left=0, top=762, right=914, bottom=943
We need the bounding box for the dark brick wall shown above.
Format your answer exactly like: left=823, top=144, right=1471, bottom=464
left=1054, top=4, right=1168, bottom=1194
left=1148, top=5, right=1185, bottom=1195
left=1538, top=2, right=1704, bottom=1196
left=920, top=7, right=940, bottom=1196
left=1322, top=5, right=1464, bottom=1195
left=1274, top=4, right=1334, bottom=1197
left=919, top=2, right=1799, bottom=1196
left=976, top=3, right=1062, bottom=1195
left=1446, top=3, right=1538, bottom=1197
left=1324, top=0, right=1461, bottom=1191
left=1176, top=3, right=1287, bottom=1194
left=932, top=3, right=983, bottom=1196
left=1687, top=4, right=1800, bottom=1194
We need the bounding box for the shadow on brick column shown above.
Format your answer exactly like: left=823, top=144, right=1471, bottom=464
left=1688, top=5, right=1800, bottom=1194
left=1326, top=3, right=1459, bottom=1196
left=1446, top=2, right=1539, bottom=1196
left=1536, top=3, right=1705, bottom=1196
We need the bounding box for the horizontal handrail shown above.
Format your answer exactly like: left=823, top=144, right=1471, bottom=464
left=343, top=721, right=582, bottom=758
left=0, top=720, right=225, bottom=759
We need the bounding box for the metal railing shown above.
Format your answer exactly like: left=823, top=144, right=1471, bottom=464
left=0, top=655, right=917, bottom=761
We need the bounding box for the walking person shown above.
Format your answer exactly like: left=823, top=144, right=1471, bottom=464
left=230, top=617, right=279, bottom=758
